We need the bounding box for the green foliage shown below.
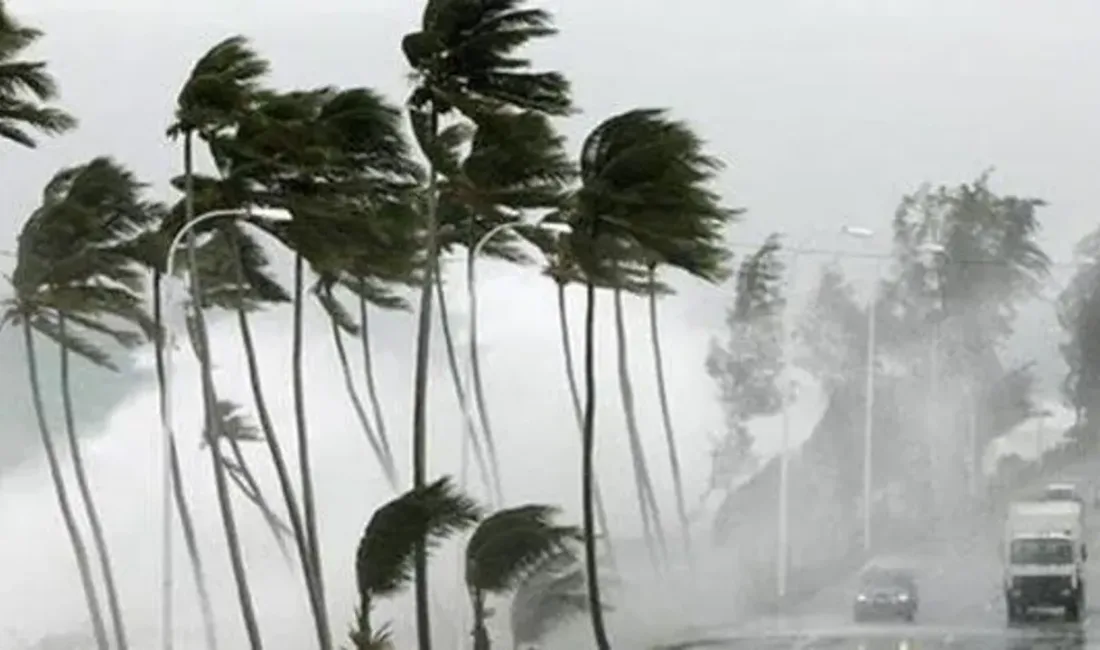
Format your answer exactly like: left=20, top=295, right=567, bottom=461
left=465, top=504, right=581, bottom=593
left=796, top=263, right=866, bottom=392
left=0, top=1, right=76, bottom=147
left=403, top=0, right=573, bottom=120
left=2, top=158, right=157, bottom=370
left=1059, top=226, right=1100, bottom=435
left=355, top=477, right=481, bottom=600
left=566, top=108, right=735, bottom=288
left=705, top=234, right=786, bottom=490
left=168, top=35, right=270, bottom=139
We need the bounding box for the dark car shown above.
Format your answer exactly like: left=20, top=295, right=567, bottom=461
left=853, top=565, right=919, bottom=622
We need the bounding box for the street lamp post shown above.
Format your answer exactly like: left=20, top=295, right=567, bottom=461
left=839, top=226, right=877, bottom=554
left=776, top=224, right=873, bottom=601
left=459, top=216, right=572, bottom=500
left=159, top=207, right=291, bottom=650
left=918, top=241, right=948, bottom=517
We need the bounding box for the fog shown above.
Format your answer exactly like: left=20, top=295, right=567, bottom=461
left=3, top=0, right=1100, bottom=648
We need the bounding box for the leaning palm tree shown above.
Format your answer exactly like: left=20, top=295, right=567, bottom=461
left=644, top=238, right=733, bottom=562
left=0, top=1, right=76, bottom=147
left=403, top=2, right=572, bottom=640
left=168, top=34, right=272, bottom=650
left=350, top=477, right=481, bottom=650
left=565, top=108, right=735, bottom=649
left=1, top=157, right=159, bottom=650
left=510, top=549, right=606, bottom=650
left=465, top=505, right=581, bottom=650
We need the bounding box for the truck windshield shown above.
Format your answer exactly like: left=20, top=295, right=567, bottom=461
left=1011, top=539, right=1073, bottom=565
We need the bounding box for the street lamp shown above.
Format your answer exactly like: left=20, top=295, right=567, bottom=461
left=458, top=215, right=572, bottom=501
left=159, top=206, right=291, bottom=650
left=916, top=241, right=948, bottom=514
left=776, top=223, right=873, bottom=600
left=839, top=226, right=878, bottom=553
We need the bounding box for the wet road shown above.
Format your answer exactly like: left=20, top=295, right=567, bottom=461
left=659, top=472, right=1100, bottom=649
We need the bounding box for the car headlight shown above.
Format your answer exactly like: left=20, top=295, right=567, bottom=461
left=897, top=593, right=910, bottom=602
left=857, top=594, right=868, bottom=602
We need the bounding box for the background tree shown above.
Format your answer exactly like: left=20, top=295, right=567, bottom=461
left=705, top=234, right=786, bottom=496
left=402, top=0, right=572, bottom=645
left=1060, top=225, right=1100, bottom=441
left=0, top=2, right=76, bottom=147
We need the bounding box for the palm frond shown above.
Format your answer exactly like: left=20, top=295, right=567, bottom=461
left=465, top=504, right=581, bottom=594
left=509, top=548, right=607, bottom=646
left=29, top=313, right=115, bottom=370
left=201, top=399, right=262, bottom=447
left=356, top=476, right=481, bottom=599
left=0, top=4, right=76, bottom=147
left=170, top=35, right=271, bottom=138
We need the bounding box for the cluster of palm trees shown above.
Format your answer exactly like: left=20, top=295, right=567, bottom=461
left=1, top=0, right=737, bottom=649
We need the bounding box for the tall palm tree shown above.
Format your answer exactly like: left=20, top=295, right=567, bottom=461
left=351, top=477, right=481, bottom=650
left=566, top=108, right=735, bottom=649
left=1, top=157, right=158, bottom=650
left=644, top=232, right=733, bottom=562
left=169, top=34, right=272, bottom=650
left=540, top=240, right=617, bottom=572
left=0, top=1, right=76, bottom=147
left=403, top=2, right=572, bottom=637
left=464, top=505, right=580, bottom=650
left=355, top=278, right=405, bottom=465
left=510, top=549, right=605, bottom=650
left=219, top=85, right=422, bottom=650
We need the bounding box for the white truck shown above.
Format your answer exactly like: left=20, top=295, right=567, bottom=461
left=1003, top=499, right=1087, bottom=623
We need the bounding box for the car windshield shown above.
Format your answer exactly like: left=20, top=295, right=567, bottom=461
left=860, top=568, right=914, bottom=589
left=1010, top=538, right=1074, bottom=565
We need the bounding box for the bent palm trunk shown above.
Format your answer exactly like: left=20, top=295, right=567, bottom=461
left=580, top=280, right=612, bottom=650
left=464, top=254, right=504, bottom=505
left=357, top=293, right=394, bottom=472
left=153, top=273, right=218, bottom=650
left=57, top=314, right=129, bottom=650
left=556, top=282, right=616, bottom=570
left=433, top=276, right=493, bottom=502
left=231, top=256, right=325, bottom=645
left=291, top=252, right=330, bottom=640
left=184, top=132, right=264, bottom=649
left=647, top=270, right=692, bottom=560
left=330, top=308, right=397, bottom=488
left=410, top=111, right=440, bottom=650
left=612, top=286, right=668, bottom=566
left=22, top=323, right=110, bottom=650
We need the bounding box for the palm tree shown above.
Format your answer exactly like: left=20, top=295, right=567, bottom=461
left=644, top=230, right=733, bottom=563
left=169, top=34, right=272, bottom=650
left=355, top=279, right=404, bottom=465
left=0, top=1, right=76, bottom=147
left=465, top=505, right=581, bottom=650
left=1, top=157, right=159, bottom=650
left=565, top=108, right=735, bottom=649
left=510, top=549, right=604, bottom=650
left=403, top=2, right=572, bottom=638
left=351, top=477, right=481, bottom=650
left=540, top=240, right=618, bottom=571
left=218, top=85, right=422, bottom=649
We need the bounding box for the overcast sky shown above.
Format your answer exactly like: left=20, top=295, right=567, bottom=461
left=2, top=0, right=1100, bottom=645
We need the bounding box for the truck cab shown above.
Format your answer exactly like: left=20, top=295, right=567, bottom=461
left=1003, top=500, right=1087, bottom=623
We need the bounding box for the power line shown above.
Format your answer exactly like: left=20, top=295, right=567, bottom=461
left=727, top=240, right=1082, bottom=270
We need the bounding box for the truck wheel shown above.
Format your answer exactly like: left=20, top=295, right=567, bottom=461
left=1066, top=601, right=1080, bottom=623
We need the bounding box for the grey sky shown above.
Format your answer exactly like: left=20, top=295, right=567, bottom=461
left=1, top=0, right=1099, bottom=644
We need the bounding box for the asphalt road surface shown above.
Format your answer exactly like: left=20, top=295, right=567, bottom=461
left=658, top=471, right=1100, bottom=649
